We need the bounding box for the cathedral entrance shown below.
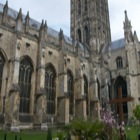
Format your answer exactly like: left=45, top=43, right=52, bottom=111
left=110, top=77, right=133, bottom=124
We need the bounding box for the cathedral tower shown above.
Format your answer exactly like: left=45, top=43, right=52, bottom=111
left=70, top=0, right=111, bottom=52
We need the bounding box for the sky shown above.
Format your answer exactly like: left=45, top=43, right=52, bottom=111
left=0, top=0, right=140, bottom=41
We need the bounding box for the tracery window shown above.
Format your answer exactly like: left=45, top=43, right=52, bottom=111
left=67, top=70, right=74, bottom=115
left=19, top=57, right=33, bottom=113
left=85, top=26, right=90, bottom=45
left=0, top=53, right=4, bottom=93
left=84, top=75, right=88, bottom=115
left=45, top=65, right=56, bottom=115
left=78, top=0, right=81, bottom=15
left=116, top=57, right=123, bottom=68
left=77, top=29, right=82, bottom=42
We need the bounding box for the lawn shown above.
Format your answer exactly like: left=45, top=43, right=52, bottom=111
left=125, top=125, right=140, bottom=140
left=0, top=131, right=47, bottom=140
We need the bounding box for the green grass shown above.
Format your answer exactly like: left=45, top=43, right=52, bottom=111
left=0, top=131, right=47, bottom=140
left=125, top=125, right=140, bottom=140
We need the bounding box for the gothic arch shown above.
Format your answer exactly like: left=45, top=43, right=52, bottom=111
left=114, top=76, right=127, bottom=99
left=77, top=28, right=82, bottom=42
left=0, top=51, right=5, bottom=94
left=45, top=63, right=56, bottom=115
left=67, top=69, right=74, bottom=115
left=18, top=56, right=33, bottom=113
left=20, top=55, right=34, bottom=71
left=113, top=76, right=128, bottom=123
left=45, top=63, right=57, bottom=76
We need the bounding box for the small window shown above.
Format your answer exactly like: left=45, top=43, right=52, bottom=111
left=77, top=29, right=82, bottom=42
left=78, top=0, right=81, bottom=15
left=85, top=26, right=90, bottom=45
left=116, top=57, right=123, bottom=68
left=85, top=0, right=88, bottom=11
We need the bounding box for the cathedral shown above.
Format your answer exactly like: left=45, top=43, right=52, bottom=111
left=0, top=0, right=139, bottom=131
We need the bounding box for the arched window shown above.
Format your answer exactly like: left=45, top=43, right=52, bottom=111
left=45, top=64, right=56, bottom=115
left=108, top=83, right=111, bottom=100
left=114, top=76, right=128, bottom=123
left=84, top=75, right=88, bottom=115
left=85, top=0, right=88, bottom=11
left=85, top=26, right=90, bottom=45
left=78, top=0, right=81, bottom=15
left=19, top=57, right=33, bottom=113
left=77, top=29, right=82, bottom=42
left=115, top=77, right=127, bottom=99
left=116, top=57, right=123, bottom=68
left=0, top=53, right=4, bottom=93
left=97, top=79, right=100, bottom=100
left=67, top=70, right=74, bottom=115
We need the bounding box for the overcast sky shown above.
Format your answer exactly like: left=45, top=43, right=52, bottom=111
left=0, top=0, right=140, bottom=41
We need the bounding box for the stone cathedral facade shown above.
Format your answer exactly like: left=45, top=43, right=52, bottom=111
left=0, top=0, right=139, bottom=131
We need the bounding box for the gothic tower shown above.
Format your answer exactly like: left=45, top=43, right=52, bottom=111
left=70, top=0, right=111, bottom=53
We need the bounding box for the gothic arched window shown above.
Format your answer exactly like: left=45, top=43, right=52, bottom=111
left=84, top=75, right=88, bottom=115
left=116, top=57, right=123, bottom=68
left=0, top=53, right=4, bottom=93
left=85, top=26, right=90, bottom=45
left=45, top=64, right=56, bottom=115
left=97, top=79, right=100, bottom=100
left=67, top=70, right=74, bottom=115
left=114, top=76, right=128, bottom=114
left=85, top=0, right=88, bottom=11
left=19, top=57, right=33, bottom=113
left=78, top=0, right=81, bottom=15
left=78, top=29, right=82, bottom=42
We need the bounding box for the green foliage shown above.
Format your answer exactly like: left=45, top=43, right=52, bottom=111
left=68, top=118, right=108, bottom=140
left=55, top=130, right=64, bottom=140
left=133, top=105, right=140, bottom=121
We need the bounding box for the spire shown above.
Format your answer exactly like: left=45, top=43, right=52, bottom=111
left=17, top=8, right=23, bottom=21
left=44, top=20, right=47, bottom=32
left=39, top=20, right=44, bottom=31
left=39, top=20, right=45, bottom=41
left=15, top=8, right=23, bottom=32
left=59, top=28, right=64, bottom=41
left=25, top=11, right=30, bottom=33
left=124, top=10, right=129, bottom=23
left=2, top=1, right=8, bottom=23
left=133, top=31, right=139, bottom=42
left=123, top=10, right=133, bottom=43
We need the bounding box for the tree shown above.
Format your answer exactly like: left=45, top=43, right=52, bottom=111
left=133, top=105, right=140, bottom=122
